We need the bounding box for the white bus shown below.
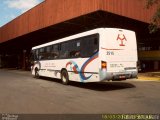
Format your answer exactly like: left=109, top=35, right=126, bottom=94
left=31, top=28, right=138, bottom=84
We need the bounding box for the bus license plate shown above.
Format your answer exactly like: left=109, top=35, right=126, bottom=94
left=119, top=75, right=126, bottom=79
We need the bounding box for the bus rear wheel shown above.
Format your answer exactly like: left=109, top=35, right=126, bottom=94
left=61, top=70, right=69, bottom=85
left=35, top=68, right=40, bottom=79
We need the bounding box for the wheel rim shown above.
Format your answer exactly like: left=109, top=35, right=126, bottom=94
left=62, top=74, right=67, bottom=82
left=61, top=70, right=69, bottom=85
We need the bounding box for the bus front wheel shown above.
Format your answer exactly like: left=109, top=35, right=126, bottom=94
left=61, top=70, right=69, bottom=85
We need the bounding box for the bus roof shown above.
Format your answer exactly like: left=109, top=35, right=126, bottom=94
left=32, top=28, right=134, bottom=50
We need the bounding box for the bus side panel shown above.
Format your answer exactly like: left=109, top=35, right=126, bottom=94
left=32, top=57, right=100, bottom=83
left=64, top=57, right=100, bottom=83
left=31, top=60, right=61, bottom=79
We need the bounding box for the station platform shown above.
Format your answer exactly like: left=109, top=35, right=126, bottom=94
left=138, top=71, right=160, bottom=81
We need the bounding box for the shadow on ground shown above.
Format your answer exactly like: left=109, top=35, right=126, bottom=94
left=69, top=81, right=135, bottom=91
left=40, top=77, right=135, bottom=91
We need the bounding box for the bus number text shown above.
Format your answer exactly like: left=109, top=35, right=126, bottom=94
left=107, top=51, right=114, bottom=55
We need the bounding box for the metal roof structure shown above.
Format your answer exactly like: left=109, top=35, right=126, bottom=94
left=0, top=0, right=156, bottom=43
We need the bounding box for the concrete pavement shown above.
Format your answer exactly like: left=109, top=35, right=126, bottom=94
left=138, top=71, right=160, bottom=81
left=0, top=69, right=160, bottom=114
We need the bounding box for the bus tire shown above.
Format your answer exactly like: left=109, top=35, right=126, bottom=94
left=61, top=70, right=69, bottom=85
left=35, top=68, right=40, bottom=79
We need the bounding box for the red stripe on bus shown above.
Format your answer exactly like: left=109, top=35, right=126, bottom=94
left=101, top=47, right=124, bottom=50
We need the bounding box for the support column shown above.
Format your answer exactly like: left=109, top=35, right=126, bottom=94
left=22, top=50, right=26, bottom=70
left=0, top=55, right=1, bottom=68
left=154, top=61, right=159, bottom=71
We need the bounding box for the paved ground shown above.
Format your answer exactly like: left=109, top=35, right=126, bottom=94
left=0, top=69, right=160, bottom=114
left=138, top=72, right=160, bottom=81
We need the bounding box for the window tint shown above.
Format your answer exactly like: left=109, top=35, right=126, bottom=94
left=51, top=44, right=59, bottom=59
left=39, top=47, right=46, bottom=60
left=60, top=42, right=69, bottom=59
left=46, top=46, right=51, bottom=52
left=59, top=39, right=82, bottom=59
left=45, top=46, right=52, bottom=59
left=31, top=33, right=99, bottom=60
left=81, top=34, right=99, bottom=57
left=35, top=49, right=39, bottom=60
left=68, top=40, right=81, bottom=58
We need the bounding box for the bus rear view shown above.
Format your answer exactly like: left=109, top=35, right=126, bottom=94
left=31, top=28, right=137, bottom=84
left=99, top=28, right=138, bottom=81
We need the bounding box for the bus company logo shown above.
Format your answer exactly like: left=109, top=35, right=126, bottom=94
left=117, top=34, right=127, bottom=46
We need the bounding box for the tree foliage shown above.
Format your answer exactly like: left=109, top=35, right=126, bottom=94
left=146, top=0, right=160, bottom=33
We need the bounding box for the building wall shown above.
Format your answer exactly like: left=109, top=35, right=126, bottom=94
left=0, top=0, right=157, bottom=43
left=139, top=51, right=160, bottom=60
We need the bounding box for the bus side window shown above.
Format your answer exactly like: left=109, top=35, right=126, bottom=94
left=93, top=38, right=99, bottom=53
left=60, top=42, right=69, bottom=59
left=81, top=37, right=90, bottom=57
left=69, top=40, right=81, bottom=58
left=81, top=34, right=99, bottom=57
left=45, top=46, right=52, bottom=59
left=35, top=49, right=39, bottom=60
left=39, top=48, right=45, bottom=60
left=51, top=44, right=59, bottom=59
